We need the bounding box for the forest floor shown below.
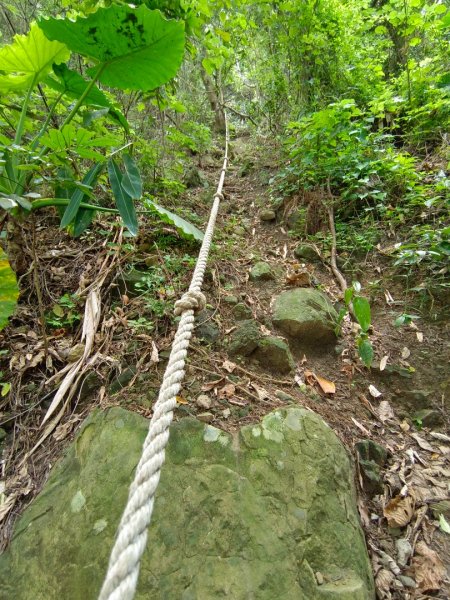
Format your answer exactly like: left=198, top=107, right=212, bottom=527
left=1, top=134, right=449, bottom=599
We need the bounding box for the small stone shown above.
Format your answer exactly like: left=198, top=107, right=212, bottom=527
left=397, top=576, right=416, bottom=589
left=275, top=390, right=295, bottom=402
left=232, top=303, right=252, bottom=321
left=68, top=343, right=85, bottom=363
left=249, top=262, right=276, bottom=282
left=255, top=337, right=295, bottom=374
left=412, top=409, right=443, bottom=428
left=197, top=412, right=214, bottom=423
left=358, top=459, right=384, bottom=496
left=228, top=320, right=261, bottom=357
left=398, top=389, right=433, bottom=410
left=109, top=367, right=136, bottom=394
left=260, top=209, right=276, bottom=222
left=222, top=408, right=231, bottom=419
left=195, top=310, right=220, bottom=344
left=144, top=255, right=159, bottom=267
left=196, top=395, right=212, bottom=410
left=355, top=440, right=388, bottom=466
left=315, top=572, right=324, bottom=585
left=223, top=295, right=239, bottom=305
left=294, top=244, right=320, bottom=262
left=234, top=226, right=246, bottom=237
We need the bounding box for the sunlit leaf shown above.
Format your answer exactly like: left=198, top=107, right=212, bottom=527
left=0, top=23, right=69, bottom=93
left=39, top=5, right=185, bottom=91
left=358, top=338, right=374, bottom=367
left=121, top=154, right=142, bottom=199
left=0, top=249, right=19, bottom=330
left=145, top=199, right=204, bottom=242
left=353, top=296, right=371, bottom=332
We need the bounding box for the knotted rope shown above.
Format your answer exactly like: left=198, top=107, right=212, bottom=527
left=98, top=121, right=228, bottom=600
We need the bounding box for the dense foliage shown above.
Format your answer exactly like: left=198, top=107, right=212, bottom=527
left=0, top=0, right=449, bottom=330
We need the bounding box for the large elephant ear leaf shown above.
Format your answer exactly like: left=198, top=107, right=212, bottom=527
left=0, top=22, right=69, bottom=93
left=38, top=5, right=185, bottom=91
left=47, top=64, right=129, bottom=132
left=0, top=249, right=19, bottom=331
left=146, top=200, right=204, bottom=242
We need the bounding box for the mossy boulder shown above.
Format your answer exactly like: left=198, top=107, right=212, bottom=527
left=249, top=261, right=276, bottom=282
left=228, top=319, right=261, bottom=356
left=255, top=336, right=295, bottom=374
left=273, top=288, right=338, bottom=345
left=0, top=407, right=374, bottom=599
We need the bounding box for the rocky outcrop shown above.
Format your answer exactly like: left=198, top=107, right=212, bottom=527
left=0, top=406, right=374, bottom=599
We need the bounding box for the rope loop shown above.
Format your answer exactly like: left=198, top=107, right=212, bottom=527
left=174, top=290, right=206, bottom=316
left=214, top=192, right=224, bottom=201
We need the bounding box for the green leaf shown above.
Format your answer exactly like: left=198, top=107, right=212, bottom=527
left=41, top=124, right=117, bottom=155
left=353, top=296, right=371, bottom=332
left=146, top=199, right=204, bottom=242
left=358, top=338, right=373, bottom=368
left=0, top=22, right=69, bottom=93
left=0, top=249, right=19, bottom=331
left=60, top=163, right=103, bottom=228
left=39, top=5, right=185, bottom=92
left=121, top=153, right=142, bottom=199
left=344, top=287, right=354, bottom=306
left=439, top=514, right=450, bottom=534
left=47, top=63, right=129, bottom=132
left=72, top=208, right=96, bottom=237
left=107, top=159, right=138, bottom=236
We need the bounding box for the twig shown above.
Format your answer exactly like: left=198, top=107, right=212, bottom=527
left=222, top=103, right=258, bottom=126
left=31, top=215, right=48, bottom=358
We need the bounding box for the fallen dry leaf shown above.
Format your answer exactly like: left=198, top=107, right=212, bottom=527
left=379, top=355, right=389, bottom=371
left=222, top=359, right=237, bottom=373
left=378, top=400, right=395, bottom=422
left=375, top=568, right=394, bottom=599
left=401, top=347, right=411, bottom=359
left=416, top=331, right=424, bottom=342
left=410, top=433, right=435, bottom=453
left=202, top=378, right=224, bottom=392
left=351, top=417, right=371, bottom=436
left=150, top=341, right=159, bottom=364
left=369, top=384, right=382, bottom=398
left=176, top=396, right=189, bottom=405
left=383, top=494, right=415, bottom=528
left=285, top=269, right=311, bottom=287
left=304, top=370, right=336, bottom=394
left=412, top=540, right=445, bottom=592
left=250, top=382, right=270, bottom=400
left=218, top=383, right=236, bottom=399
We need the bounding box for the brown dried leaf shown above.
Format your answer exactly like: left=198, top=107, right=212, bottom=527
left=218, top=383, right=236, bottom=399
left=383, top=494, right=415, bottom=528
left=150, top=341, right=159, bottom=364
left=375, top=568, right=394, bottom=599
left=202, top=378, right=224, bottom=392
left=304, top=370, right=335, bottom=394
left=285, top=269, right=310, bottom=287
left=176, top=396, right=189, bottom=405
left=412, top=540, right=445, bottom=592
left=410, top=433, right=435, bottom=453
left=251, top=382, right=270, bottom=400
left=222, top=360, right=237, bottom=373
left=379, top=355, right=389, bottom=371
left=378, top=400, right=395, bottom=422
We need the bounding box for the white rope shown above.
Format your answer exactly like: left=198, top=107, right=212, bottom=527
left=98, top=119, right=229, bottom=600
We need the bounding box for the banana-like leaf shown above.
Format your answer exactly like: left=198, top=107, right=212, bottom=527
left=121, top=153, right=142, bottom=199
left=60, top=163, right=103, bottom=228
left=72, top=208, right=96, bottom=237
left=146, top=199, right=204, bottom=242
left=107, top=159, right=138, bottom=236
left=38, top=6, right=185, bottom=91
left=0, top=249, right=19, bottom=330
left=46, top=64, right=129, bottom=132
left=0, top=23, right=69, bottom=93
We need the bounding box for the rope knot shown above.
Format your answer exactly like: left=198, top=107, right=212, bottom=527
left=174, top=290, right=206, bottom=316
left=214, top=192, right=224, bottom=201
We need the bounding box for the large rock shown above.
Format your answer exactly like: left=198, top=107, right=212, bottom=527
left=249, top=261, right=276, bottom=282
left=273, top=288, right=338, bottom=345
left=228, top=319, right=261, bottom=356
left=255, top=336, right=295, bottom=374
left=0, top=407, right=374, bottom=600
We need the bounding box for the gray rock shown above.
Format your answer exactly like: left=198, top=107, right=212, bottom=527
left=272, top=288, right=338, bottom=345
left=260, top=209, right=276, bottom=222
left=195, top=310, right=220, bottom=344
left=255, top=336, right=295, bottom=374
left=109, top=367, right=136, bottom=394
left=275, top=390, right=295, bottom=402
left=223, top=295, right=239, bottom=305
left=183, top=165, right=205, bottom=188
left=233, top=226, right=246, bottom=237
left=355, top=440, right=388, bottom=466
left=398, top=389, right=433, bottom=410
left=412, top=409, right=443, bottom=428
left=294, top=244, right=321, bottom=262
left=249, top=261, right=276, bottom=282
left=286, top=208, right=306, bottom=232
left=232, top=303, right=253, bottom=321
left=197, top=412, right=214, bottom=423
left=228, top=320, right=261, bottom=356
left=196, top=394, right=212, bottom=410
left=0, top=407, right=375, bottom=599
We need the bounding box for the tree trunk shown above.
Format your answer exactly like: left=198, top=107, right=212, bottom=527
left=200, top=67, right=226, bottom=133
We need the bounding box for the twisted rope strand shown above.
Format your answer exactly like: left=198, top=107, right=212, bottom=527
left=98, top=121, right=228, bottom=600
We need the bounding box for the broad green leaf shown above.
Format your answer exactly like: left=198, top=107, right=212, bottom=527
left=41, top=125, right=117, bottom=155
left=72, top=208, right=96, bottom=237
left=0, top=249, right=19, bottom=330
left=146, top=199, right=204, bottom=242
left=353, top=296, right=371, bottom=333
left=107, top=159, right=138, bottom=236
left=46, top=63, right=129, bottom=132
left=39, top=6, right=185, bottom=92
left=0, top=23, right=69, bottom=93
left=358, top=338, right=374, bottom=368
left=344, top=287, right=354, bottom=306
left=60, top=163, right=103, bottom=228
left=121, top=154, right=142, bottom=199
